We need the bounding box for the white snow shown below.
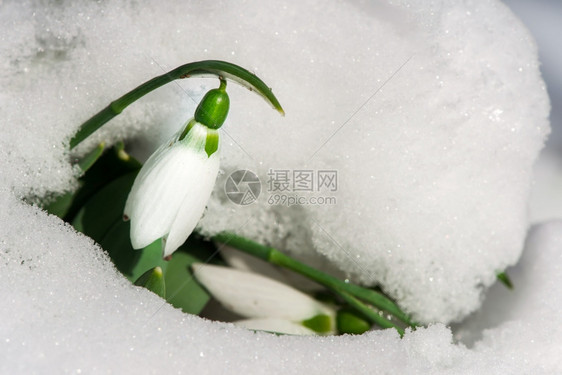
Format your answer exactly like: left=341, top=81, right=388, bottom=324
left=1, top=0, right=560, bottom=373
left=529, top=149, right=562, bottom=223
left=196, top=0, right=550, bottom=324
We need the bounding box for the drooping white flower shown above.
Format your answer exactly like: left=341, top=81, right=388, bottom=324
left=217, top=242, right=324, bottom=292
left=124, top=79, right=229, bottom=258
left=124, top=122, right=220, bottom=257
left=192, top=263, right=336, bottom=334
left=217, top=242, right=290, bottom=284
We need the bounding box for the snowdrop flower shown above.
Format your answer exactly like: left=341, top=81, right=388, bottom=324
left=192, top=263, right=336, bottom=335
left=217, top=243, right=291, bottom=284
left=218, top=242, right=322, bottom=292
left=124, top=80, right=229, bottom=258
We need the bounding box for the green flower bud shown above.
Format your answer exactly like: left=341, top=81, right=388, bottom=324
left=194, top=78, right=230, bottom=129
left=336, top=308, right=371, bottom=335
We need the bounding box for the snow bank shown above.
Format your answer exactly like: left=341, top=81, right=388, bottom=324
left=2, top=194, right=562, bottom=373
left=196, top=0, right=550, bottom=323
left=1, top=0, right=558, bottom=373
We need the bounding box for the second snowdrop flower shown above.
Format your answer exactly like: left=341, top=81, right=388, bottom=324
left=192, top=263, right=336, bottom=335
left=124, top=79, right=229, bottom=258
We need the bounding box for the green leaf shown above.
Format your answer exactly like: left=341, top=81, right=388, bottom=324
left=164, top=238, right=219, bottom=315
left=113, top=141, right=142, bottom=170
left=497, top=271, right=514, bottom=290
left=68, top=144, right=140, bottom=215
left=43, top=143, right=106, bottom=218
left=71, top=155, right=166, bottom=281
left=129, top=240, right=168, bottom=282
left=99, top=219, right=139, bottom=276
left=76, top=142, right=106, bottom=172
left=47, top=143, right=141, bottom=223
left=44, top=190, right=77, bottom=219
left=72, top=171, right=137, bottom=242
left=134, top=266, right=166, bottom=298
left=98, top=219, right=165, bottom=279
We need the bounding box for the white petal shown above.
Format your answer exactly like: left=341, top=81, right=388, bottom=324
left=218, top=243, right=290, bottom=284
left=218, top=243, right=323, bottom=292
left=192, top=263, right=335, bottom=322
left=234, top=318, right=316, bottom=336
left=162, top=151, right=219, bottom=256
left=124, top=144, right=196, bottom=248
left=124, top=123, right=219, bottom=252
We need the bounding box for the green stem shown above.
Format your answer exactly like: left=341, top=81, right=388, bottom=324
left=213, top=231, right=415, bottom=331
left=70, top=60, right=284, bottom=149
left=335, top=282, right=414, bottom=326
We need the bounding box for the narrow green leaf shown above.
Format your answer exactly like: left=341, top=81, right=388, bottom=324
left=99, top=218, right=139, bottom=275
left=72, top=171, right=137, bottom=242
left=134, top=266, right=166, bottom=298
left=45, top=141, right=167, bottom=294
left=43, top=143, right=105, bottom=218
left=129, top=240, right=168, bottom=282
left=164, top=238, right=219, bottom=315
left=70, top=60, right=284, bottom=149
left=44, top=190, right=77, bottom=219
left=76, top=142, right=105, bottom=172
left=98, top=218, right=166, bottom=280
left=497, top=271, right=514, bottom=290
left=114, top=141, right=142, bottom=170
left=60, top=143, right=141, bottom=223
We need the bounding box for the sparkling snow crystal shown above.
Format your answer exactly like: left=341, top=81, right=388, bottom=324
left=1, top=0, right=559, bottom=373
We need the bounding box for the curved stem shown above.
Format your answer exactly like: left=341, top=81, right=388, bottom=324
left=70, top=60, right=284, bottom=149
